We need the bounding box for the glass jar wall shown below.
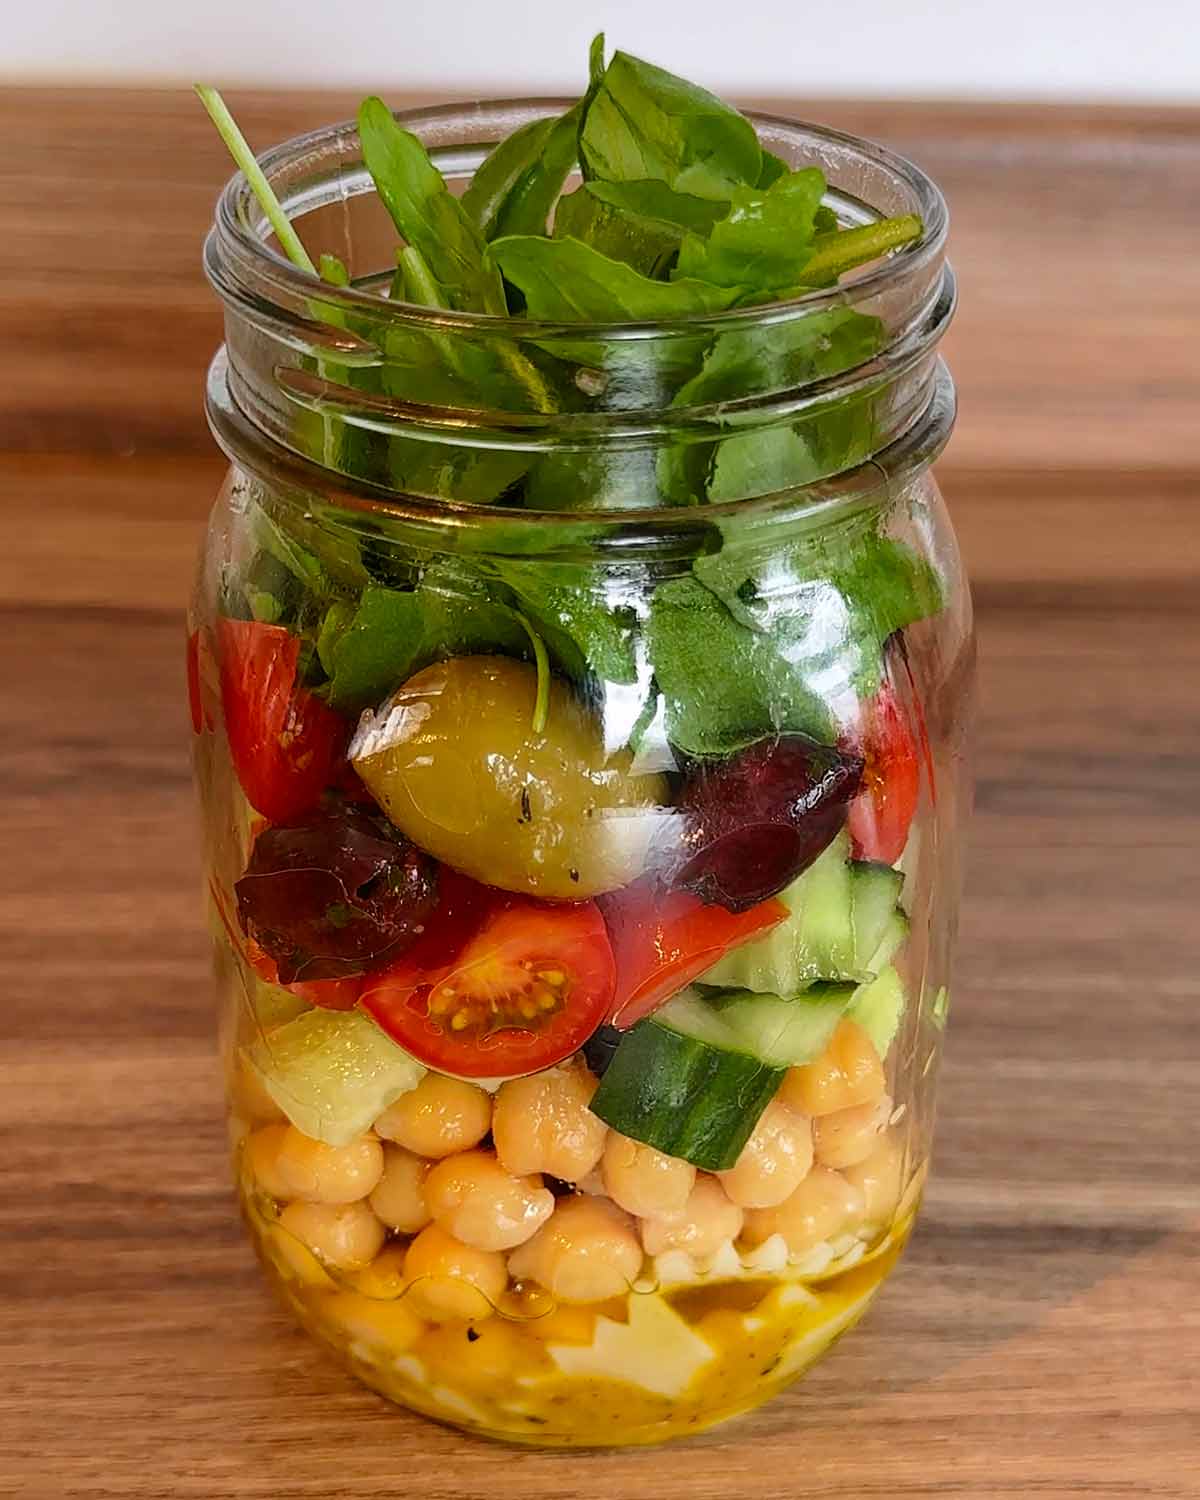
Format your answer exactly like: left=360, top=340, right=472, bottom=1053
left=190, top=100, right=973, bottom=1446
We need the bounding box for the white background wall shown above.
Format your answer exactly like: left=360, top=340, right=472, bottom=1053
left=6, top=0, right=1199, bottom=100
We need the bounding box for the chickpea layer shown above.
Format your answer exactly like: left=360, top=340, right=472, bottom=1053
left=273, top=1128, right=384, bottom=1205
left=602, top=1133, right=696, bottom=1219
left=780, top=1020, right=886, bottom=1117
left=403, top=1224, right=508, bottom=1322
left=508, top=1195, right=643, bottom=1304
left=369, top=1146, right=432, bottom=1234
left=718, top=1100, right=813, bottom=1210
left=374, top=1075, right=492, bottom=1159
left=641, top=1176, right=744, bottom=1260
left=493, top=1060, right=607, bottom=1182
left=424, top=1150, right=555, bottom=1252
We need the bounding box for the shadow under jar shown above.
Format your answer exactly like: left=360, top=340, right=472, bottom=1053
left=190, top=100, right=974, bottom=1447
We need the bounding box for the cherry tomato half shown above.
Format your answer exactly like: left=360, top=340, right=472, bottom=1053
left=361, top=883, right=615, bottom=1079
left=217, top=617, right=348, bottom=825
left=845, top=681, right=921, bottom=866
left=598, top=881, right=788, bottom=1030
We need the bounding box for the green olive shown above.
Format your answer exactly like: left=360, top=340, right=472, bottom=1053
left=351, top=656, right=669, bottom=899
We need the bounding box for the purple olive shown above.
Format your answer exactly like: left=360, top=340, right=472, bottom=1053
left=666, top=734, right=864, bottom=912
left=235, top=801, right=437, bottom=982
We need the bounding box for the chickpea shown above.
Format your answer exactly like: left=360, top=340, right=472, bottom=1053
left=264, top=1223, right=335, bottom=1288
left=602, top=1133, right=696, bottom=1219
left=278, top=1199, right=386, bottom=1271
left=403, top=1224, right=508, bottom=1322
left=640, top=1176, right=744, bottom=1260
left=742, top=1166, right=865, bottom=1253
left=493, top=1061, right=607, bottom=1182
left=424, top=1150, right=555, bottom=1252
left=349, top=1244, right=410, bottom=1300
left=273, top=1127, right=384, bottom=1205
left=244, top=1122, right=293, bottom=1201
left=717, top=1100, right=814, bottom=1210
left=779, top=1020, right=886, bottom=1117
left=813, top=1094, right=892, bottom=1170
left=508, top=1194, right=643, bottom=1304
left=368, top=1146, right=432, bottom=1234
left=843, top=1132, right=906, bottom=1225
left=374, top=1075, right=491, bottom=1160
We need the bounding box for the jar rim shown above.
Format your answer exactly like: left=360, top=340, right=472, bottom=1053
left=209, top=96, right=949, bottom=340
left=206, top=347, right=956, bottom=556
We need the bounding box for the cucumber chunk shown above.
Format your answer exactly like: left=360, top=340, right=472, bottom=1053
left=589, top=1009, right=784, bottom=1171
left=866, top=908, right=909, bottom=973
left=849, top=861, right=905, bottom=972
left=246, top=1008, right=425, bottom=1146
left=845, top=964, right=906, bottom=1059
left=699, top=834, right=864, bottom=992
left=707, top=983, right=859, bottom=1067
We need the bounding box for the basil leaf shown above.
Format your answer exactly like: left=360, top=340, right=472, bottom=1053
left=756, top=150, right=790, bottom=189
left=488, top=234, right=743, bottom=321
left=579, top=49, right=762, bottom=200
left=357, top=96, right=506, bottom=315
left=495, top=559, right=639, bottom=684
left=646, top=576, right=832, bottom=755
left=553, top=185, right=683, bottom=278
left=658, top=306, right=885, bottom=506
left=584, top=180, right=731, bottom=236
left=323, top=568, right=529, bottom=714
left=464, top=101, right=589, bottom=241
left=462, top=115, right=559, bottom=234
left=553, top=180, right=731, bottom=278
left=522, top=446, right=662, bottom=513
left=250, top=499, right=368, bottom=594
left=694, top=528, right=945, bottom=699
left=674, top=169, right=827, bottom=295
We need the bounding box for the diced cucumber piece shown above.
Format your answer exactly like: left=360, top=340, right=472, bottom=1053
left=248, top=979, right=310, bottom=1030
left=652, top=987, right=745, bottom=1051
left=849, top=861, right=905, bottom=972
left=707, top=983, right=859, bottom=1067
left=867, top=908, right=909, bottom=972
left=845, top=964, right=906, bottom=1059
left=699, top=834, right=864, bottom=992
left=245, top=1009, right=425, bottom=1146
left=589, top=1011, right=784, bottom=1171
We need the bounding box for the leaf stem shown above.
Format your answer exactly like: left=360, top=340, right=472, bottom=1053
left=515, top=613, right=551, bottom=735
left=194, top=85, right=318, bottom=275
left=802, top=213, right=923, bottom=284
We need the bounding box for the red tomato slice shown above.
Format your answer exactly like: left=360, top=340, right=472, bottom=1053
left=598, top=881, right=788, bottom=1030
left=288, top=973, right=364, bottom=1010
left=361, top=887, right=614, bottom=1079
left=216, top=617, right=348, bottom=825
left=186, top=628, right=218, bottom=734
left=845, top=682, right=921, bottom=866
left=208, top=876, right=361, bottom=1010
left=187, top=630, right=204, bottom=735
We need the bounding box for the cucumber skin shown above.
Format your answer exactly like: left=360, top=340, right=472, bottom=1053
left=589, top=1020, right=785, bottom=1172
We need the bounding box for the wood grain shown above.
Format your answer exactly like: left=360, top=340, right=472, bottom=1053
left=1, top=88, right=1197, bottom=1500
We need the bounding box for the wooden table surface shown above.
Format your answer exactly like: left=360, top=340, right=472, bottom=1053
left=2, top=89, right=1197, bottom=1499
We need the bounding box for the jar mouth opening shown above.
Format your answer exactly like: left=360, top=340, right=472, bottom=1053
left=206, top=349, right=956, bottom=555
left=209, top=97, right=949, bottom=340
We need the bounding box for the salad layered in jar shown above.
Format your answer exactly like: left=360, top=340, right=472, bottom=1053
left=192, top=39, right=968, bottom=1447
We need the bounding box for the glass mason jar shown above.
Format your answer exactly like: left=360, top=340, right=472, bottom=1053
left=190, top=101, right=972, bottom=1447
